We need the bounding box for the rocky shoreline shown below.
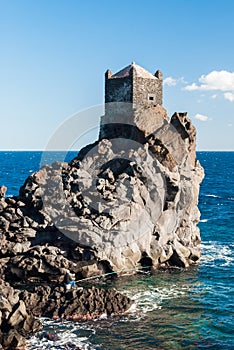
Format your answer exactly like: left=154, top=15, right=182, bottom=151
left=0, top=278, right=132, bottom=349
left=0, top=180, right=134, bottom=349
left=0, top=183, right=134, bottom=349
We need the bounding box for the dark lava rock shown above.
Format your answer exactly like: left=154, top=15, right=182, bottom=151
left=0, top=279, right=42, bottom=350
left=0, top=279, right=133, bottom=349
left=22, top=284, right=133, bottom=320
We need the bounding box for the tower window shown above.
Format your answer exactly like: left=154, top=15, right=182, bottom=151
left=148, top=94, right=156, bottom=101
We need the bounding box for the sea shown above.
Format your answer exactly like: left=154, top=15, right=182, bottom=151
left=0, top=151, right=233, bottom=350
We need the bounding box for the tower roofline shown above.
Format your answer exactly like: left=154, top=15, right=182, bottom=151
left=109, top=62, right=160, bottom=80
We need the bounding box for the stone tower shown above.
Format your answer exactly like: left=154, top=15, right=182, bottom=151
left=105, top=62, right=163, bottom=107
left=99, top=62, right=163, bottom=140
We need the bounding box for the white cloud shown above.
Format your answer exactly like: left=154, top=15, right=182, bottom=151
left=185, top=70, right=234, bottom=92
left=211, top=94, right=217, bottom=99
left=194, top=113, right=208, bottom=122
left=224, top=92, right=234, bottom=102
left=185, top=83, right=198, bottom=91
left=178, top=77, right=188, bottom=84
left=164, top=77, right=177, bottom=86
left=228, top=123, right=232, bottom=127
left=164, top=76, right=187, bottom=87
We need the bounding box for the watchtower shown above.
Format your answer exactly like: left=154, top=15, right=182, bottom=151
left=105, top=62, right=163, bottom=108
left=99, top=62, right=163, bottom=140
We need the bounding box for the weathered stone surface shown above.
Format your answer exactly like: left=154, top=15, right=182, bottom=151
left=22, top=285, right=133, bottom=319
left=105, top=62, right=162, bottom=108
left=171, top=112, right=197, bottom=165
left=0, top=187, right=7, bottom=199
left=0, top=279, right=42, bottom=349
left=38, top=106, right=203, bottom=272
left=0, top=278, right=133, bottom=349
left=0, top=107, right=203, bottom=278
left=0, top=279, right=133, bottom=350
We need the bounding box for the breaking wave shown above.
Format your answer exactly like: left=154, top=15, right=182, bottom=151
left=201, top=242, right=234, bottom=267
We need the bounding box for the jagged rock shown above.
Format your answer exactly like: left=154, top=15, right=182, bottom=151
left=1, top=329, right=26, bottom=349
left=0, top=280, right=42, bottom=350
left=171, top=112, right=197, bottom=165
left=0, top=107, right=204, bottom=277
left=36, top=107, right=203, bottom=273
left=0, top=187, right=7, bottom=199
left=22, top=285, right=133, bottom=319
left=5, top=244, right=104, bottom=284
left=0, top=277, right=133, bottom=349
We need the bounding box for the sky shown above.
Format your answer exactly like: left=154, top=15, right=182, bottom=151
left=0, top=0, right=233, bottom=151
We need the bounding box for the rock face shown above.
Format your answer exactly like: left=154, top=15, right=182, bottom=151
left=93, top=107, right=202, bottom=268
left=0, top=278, right=132, bottom=349
left=0, top=279, right=42, bottom=349
left=0, top=105, right=204, bottom=281
left=22, top=285, right=132, bottom=320
left=37, top=104, right=204, bottom=272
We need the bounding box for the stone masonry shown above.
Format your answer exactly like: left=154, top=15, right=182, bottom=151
left=105, top=62, right=162, bottom=107
left=100, top=62, right=163, bottom=140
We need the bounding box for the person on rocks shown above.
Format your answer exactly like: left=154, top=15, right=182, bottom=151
left=64, top=269, right=76, bottom=290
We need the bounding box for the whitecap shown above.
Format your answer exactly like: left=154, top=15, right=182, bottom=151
left=199, top=219, right=208, bottom=223
left=200, top=242, right=233, bottom=267
left=28, top=319, right=97, bottom=350
left=119, top=284, right=190, bottom=316
left=205, top=194, right=220, bottom=198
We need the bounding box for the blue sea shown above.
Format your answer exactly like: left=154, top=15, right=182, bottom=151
left=0, top=151, right=233, bottom=350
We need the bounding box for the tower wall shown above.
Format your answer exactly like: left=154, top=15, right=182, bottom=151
left=100, top=64, right=163, bottom=140
left=105, top=76, right=133, bottom=103
left=105, top=66, right=162, bottom=107
left=132, top=76, right=162, bottom=108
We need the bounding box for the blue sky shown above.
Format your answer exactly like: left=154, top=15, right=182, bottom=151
left=0, top=0, right=233, bottom=150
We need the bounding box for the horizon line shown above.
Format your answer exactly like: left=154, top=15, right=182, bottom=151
left=0, top=149, right=234, bottom=152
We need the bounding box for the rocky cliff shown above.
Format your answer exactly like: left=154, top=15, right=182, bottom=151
left=0, top=104, right=204, bottom=280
